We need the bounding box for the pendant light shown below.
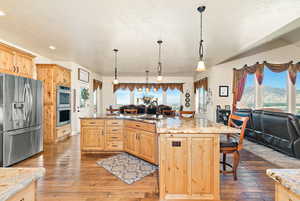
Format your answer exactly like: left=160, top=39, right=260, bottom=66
left=145, top=70, right=150, bottom=93
left=113, top=49, right=119, bottom=84
left=196, top=6, right=206, bottom=72
left=157, top=40, right=163, bottom=81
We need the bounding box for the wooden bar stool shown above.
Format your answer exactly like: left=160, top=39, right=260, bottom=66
left=220, top=114, right=249, bottom=180
left=106, top=108, right=120, bottom=115
left=162, top=110, right=176, bottom=117
left=124, top=108, right=138, bottom=115
left=179, top=111, right=195, bottom=118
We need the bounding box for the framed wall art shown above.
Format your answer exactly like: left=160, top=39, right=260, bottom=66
left=219, top=85, right=229, bottom=97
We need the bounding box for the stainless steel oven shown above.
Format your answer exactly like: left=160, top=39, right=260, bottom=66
left=57, top=86, right=71, bottom=108
left=57, top=107, right=71, bottom=127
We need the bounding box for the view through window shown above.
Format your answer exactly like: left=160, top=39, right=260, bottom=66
left=262, top=68, right=287, bottom=111
left=133, top=88, right=163, bottom=105
left=296, top=74, right=300, bottom=114
left=166, top=89, right=181, bottom=110
left=115, top=89, right=131, bottom=105
left=239, top=74, right=255, bottom=108
left=197, top=88, right=207, bottom=113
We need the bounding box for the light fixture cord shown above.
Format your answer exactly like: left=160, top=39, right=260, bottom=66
left=158, top=42, right=162, bottom=75
left=199, top=11, right=204, bottom=60
left=114, top=50, right=118, bottom=79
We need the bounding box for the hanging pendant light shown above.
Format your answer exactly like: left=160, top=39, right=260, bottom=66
left=145, top=70, right=150, bottom=93
left=113, top=49, right=119, bottom=84
left=196, top=6, right=206, bottom=72
left=157, top=40, right=163, bottom=81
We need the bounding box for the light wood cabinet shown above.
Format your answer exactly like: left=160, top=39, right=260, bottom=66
left=0, top=42, right=35, bottom=78
left=275, top=183, right=300, bottom=201
left=81, top=126, right=105, bottom=150
left=80, top=119, right=158, bottom=164
left=7, top=181, right=36, bottom=201
left=37, top=64, right=71, bottom=144
left=159, top=134, right=220, bottom=201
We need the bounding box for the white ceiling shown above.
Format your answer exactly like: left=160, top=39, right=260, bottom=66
left=1, top=0, right=300, bottom=76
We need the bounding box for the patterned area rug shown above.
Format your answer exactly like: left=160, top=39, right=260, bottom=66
left=97, top=153, right=158, bottom=184
left=243, top=139, right=300, bottom=168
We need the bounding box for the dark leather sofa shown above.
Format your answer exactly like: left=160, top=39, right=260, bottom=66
left=235, top=109, right=300, bottom=159
left=119, top=104, right=172, bottom=114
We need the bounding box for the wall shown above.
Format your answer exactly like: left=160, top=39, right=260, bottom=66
left=195, top=44, right=300, bottom=121
left=101, top=76, right=194, bottom=113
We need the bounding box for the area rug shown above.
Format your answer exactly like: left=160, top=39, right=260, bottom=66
left=97, top=153, right=158, bottom=184
left=243, top=139, right=300, bottom=168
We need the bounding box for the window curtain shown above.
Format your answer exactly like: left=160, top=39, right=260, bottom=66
left=232, top=61, right=300, bottom=112
left=113, top=83, right=184, bottom=93
left=194, top=77, right=208, bottom=93
left=93, top=79, right=102, bottom=91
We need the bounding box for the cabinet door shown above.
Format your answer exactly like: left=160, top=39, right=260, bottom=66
left=15, top=53, right=34, bottom=78
left=139, top=131, right=157, bottom=164
left=63, top=69, right=71, bottom=86
left=191, top=137, right=219, bottom=197
left=81, top=127, right=105, bottom=150
left=124, top=128, right=138, bottom=154
left=161, top=137, right=188, bottom=195
left=0, top=46, right=15, bottom=73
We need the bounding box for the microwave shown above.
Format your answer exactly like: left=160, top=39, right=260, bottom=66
left=57, top=86, right=71, bottom=108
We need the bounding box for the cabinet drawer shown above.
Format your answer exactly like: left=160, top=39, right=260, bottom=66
left=7, top=182, right=35, bottom=201
left=125, top=120, right=156, bottom=133
left=106, top=141, right=123, bottom=150
left=106, top=127, right=123, bottom=134
left=81, top=119, right=104, bottom=126
left=106, top=134, right=123, bottom=141
left=56, top=124, right=71, bottom=138
left=106, top=120, right=123, bottom=127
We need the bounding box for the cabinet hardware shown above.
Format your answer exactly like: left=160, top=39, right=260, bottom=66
left=112, top=122, right=119, bottom=125
left=172, top=141, right=181, bottom=147
left=20, top=198, right=25, bottom=201
left=112, top=129, right=118, bottom=131
left=89, top=122, right=96, bottom=124
left=136, top=124, right=140, bottom=127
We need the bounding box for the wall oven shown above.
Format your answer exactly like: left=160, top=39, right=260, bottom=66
left=57, top=86, right=71, bottom=108
left=57, top=107, right=71, bottom=127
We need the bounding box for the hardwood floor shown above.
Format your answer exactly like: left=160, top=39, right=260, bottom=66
left=14, top=135, right=278, bottom=201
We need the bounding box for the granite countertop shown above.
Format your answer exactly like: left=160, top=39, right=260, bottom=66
left=81, top=115, right=240, bottom=134
left=267, top=169, right=300, bottom=196
left=0, top=168, right=45, bottom=201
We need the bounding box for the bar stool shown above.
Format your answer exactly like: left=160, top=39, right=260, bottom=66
left=179, top=111, right=195, bottom=118
left=124, top=108, right=138, bottom=115
left=162, top=110, right=176, bottom=117
left=220, top=114, right=249, bottom=180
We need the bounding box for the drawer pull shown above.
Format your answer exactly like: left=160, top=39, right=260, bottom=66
left=20, top=198, right=25, bottom=201
left=136, top=124, right=140, bottom=127
left=111, top=137, right=119, bottom=139
left=112, top=129, right=118, bottom=131
left=112, top=122, right=119, bottom=125
left=112, top=145, right=118, bottom=147
left=89, top=122, right=96, bottom=124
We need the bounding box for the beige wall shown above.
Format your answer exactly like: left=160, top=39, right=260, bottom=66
left=195, top=44, right=300, bottom=121
left=101, top=76, right=194, bottom=113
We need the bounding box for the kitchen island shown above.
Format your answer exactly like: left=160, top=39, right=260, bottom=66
left=0, top=167, right=45, bottom=201
left=80, top=115, right=240, bottom=201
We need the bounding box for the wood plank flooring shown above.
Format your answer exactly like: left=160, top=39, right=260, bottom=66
left=14, top=135, right=278, bottom=201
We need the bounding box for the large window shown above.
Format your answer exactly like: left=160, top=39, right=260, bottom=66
left=239, top=74, right=255, bottom=108
left=115, top=89, right=131, bottom=105
left=197, top=88, right=207, bottom=113
left=166, top=89, right=181, bottom=110
left=262, top=68, right=288, bottom=111
left=134, top=88, right=163, bottom=105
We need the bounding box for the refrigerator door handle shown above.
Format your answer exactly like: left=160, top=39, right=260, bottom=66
left=6, top=126, right=41, bottom=136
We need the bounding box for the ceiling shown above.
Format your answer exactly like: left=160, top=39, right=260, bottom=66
left=1, top=0, right=300, bottom=76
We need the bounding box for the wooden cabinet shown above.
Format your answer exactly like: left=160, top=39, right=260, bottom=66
left=0, top=42, right=35, bottom=78
left=275, top=183, right=300, bottom=201
left=7, top=181, right=36, bottom=201
left=37, top=64, right=71, bottom=144
left=124, top=128, right=139, bottom=154
left=80, top=119, right=158, bottom=164
left=81, top=126, right=105, bottom=151
left=159, top=134, right=220, bottom=201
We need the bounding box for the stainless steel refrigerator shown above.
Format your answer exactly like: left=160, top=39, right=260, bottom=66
left=0, top=74, right=43, bottom=167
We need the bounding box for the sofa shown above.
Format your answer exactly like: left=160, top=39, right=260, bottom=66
left=235, top=109, right=300, bottom=159
left=119, top=104, right=172, bottom=115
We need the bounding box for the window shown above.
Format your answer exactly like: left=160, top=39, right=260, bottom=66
left=166, top=89, right=181, bottom=110
left=262, top=68, right=288, bottom=111
left=133, top=88, right=163, bottom=105
left=115, top=89, right=131, bottom=105
left=239, top=74, right=255, bottom=108
left=197, top=88, right=207, bottom=113
left=93, top=90, right=97, bottom=113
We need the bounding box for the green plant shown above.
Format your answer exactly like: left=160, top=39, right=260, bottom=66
left=81, top=88, right=90, bottom=100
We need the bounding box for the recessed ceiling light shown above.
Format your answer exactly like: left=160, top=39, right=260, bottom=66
left=49, top=46, right=56, bottom=50
left=0, top=11, right=6, bottom=16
